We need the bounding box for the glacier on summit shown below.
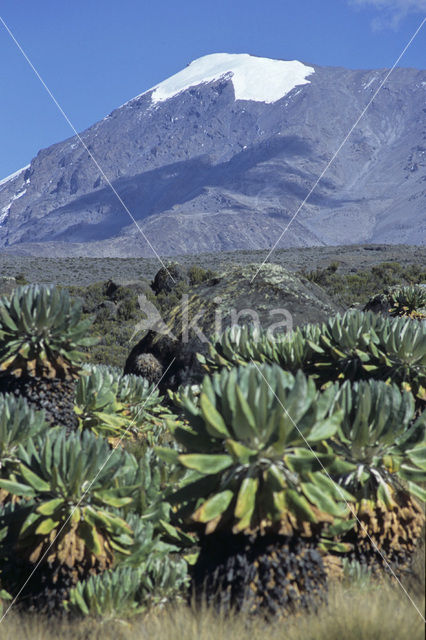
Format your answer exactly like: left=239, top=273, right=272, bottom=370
left=147, top=53, right=315, bottom=104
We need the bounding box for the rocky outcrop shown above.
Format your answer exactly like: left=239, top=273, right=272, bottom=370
left=151, top=263, right=189, bottom=295
left=124, top=263, right=342, bottom=388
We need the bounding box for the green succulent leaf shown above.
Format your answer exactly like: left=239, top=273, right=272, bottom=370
left=0, top=478, right=36, bottom=497
left=225, top=439, right=257, bottom=463
left=192, top=490, right=234, bottom=523
left=178, top=454, right=233, bottom=474
left=200, top=392, right=230, bottom=438
left=36, top=498, right=64, bottom=516
left=35, top=517, right=59, bottom=535
left=234, top=476, right=258, bottom=526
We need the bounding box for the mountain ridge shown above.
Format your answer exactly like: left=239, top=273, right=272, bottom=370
left=0, top=53, right=424, bottom=256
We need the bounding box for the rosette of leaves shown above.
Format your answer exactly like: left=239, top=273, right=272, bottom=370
left=0, top=284, right=96, bottom=379
left=160, top=364, right=358, bottom=616
left=305, top=310, right=388, bottom=385
left=66, top=552, right=189, bottom=619
left=199, top=323, right=321, bottom=375
left=66, top=566, right=145, bottom=619
left=0, top=430, right=137, bottom=583
left=117, top=369, right=171, bottom=438
left=66, top=507, right=189, bottom=619
left=75, top=365, right=171, bottom=441
left=74, top=366, right=129, bottom=439
left=159, top=364, right=353, bottom=538
left=330, top=379, right=426, bottom=568
left=388, top=285, right=426, bottom=319
left=372, top=316, right=426, bottom=401
left=0, top=393, right=49, bottom=472
left=306, top=311, right=426, bottom=399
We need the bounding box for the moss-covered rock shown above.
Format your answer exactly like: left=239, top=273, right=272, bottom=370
left=125, top=263, right=342, bottom=388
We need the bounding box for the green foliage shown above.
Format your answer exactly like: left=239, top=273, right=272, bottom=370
left=0, top=586, right=12, bottom=616
left=67, top=281, right=153, bottom=369
left=75, top=364, right=170, bottom=440
left=66, top=552, right=189, bottom=619
left=330, top=380, right=426, bottom=504
left=74, top=365, right=127, bottom=438
left=0, top=285, right=96, bottom=378
left=160, top=364, right=353, bottom=536
left=203, top=311, right=426, bottom=400
left=117, top=295, right=139, bottom=321
left=67, top=566, right=145, bottom=619
left=188, top=265, right=217, bottom=286
left=308, top=310, right=388, bottom=384
left=200, top=323, right=321, bottom=373
left=342, top=558, right=374, bottom=590
left=371, top=316, right=426, bottom=397
left=388, top=285, right=426, bottom=318
left=0, top=394, right=49, bottom=470
left=299, top=261, right=426, bottom=308
left=305, top=311, right=426, bottom=397
left=0, top=430, right=137, bottom=568
left=302, top=262, right=339, bottom=285
left=155, top=280, right=189, bottom=315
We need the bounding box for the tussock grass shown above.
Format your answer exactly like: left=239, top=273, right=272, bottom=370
left=2, top=581, right=424, bottom=640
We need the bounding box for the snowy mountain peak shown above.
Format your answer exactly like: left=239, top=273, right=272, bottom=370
left=148, top=53, right=315, bottom=104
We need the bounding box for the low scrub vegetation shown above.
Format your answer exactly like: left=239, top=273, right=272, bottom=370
left=299, top=261, right=426, bottom=307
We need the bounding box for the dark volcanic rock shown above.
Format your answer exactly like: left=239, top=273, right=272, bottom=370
left=125, top=263, right=341, bottom=388
left=191, top=532, right=327, bottom=617
left=0, top=375, right=78, bottom=431
left=151, top=263, right=189, bottom=295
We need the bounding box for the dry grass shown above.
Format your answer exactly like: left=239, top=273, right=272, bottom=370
left=1, top=540, right=424, bottom=640
left=1, top=581, right=424, bottom=640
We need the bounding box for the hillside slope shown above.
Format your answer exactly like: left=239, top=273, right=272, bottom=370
left=0, top=53, right=424, bottom=256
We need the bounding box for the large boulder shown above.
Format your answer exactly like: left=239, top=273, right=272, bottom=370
left=151, top=263, right=189, bottom=295
left=124, top=263, right=342, bottom=389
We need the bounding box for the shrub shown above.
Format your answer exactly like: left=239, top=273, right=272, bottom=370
left=188, top=265, right=217, bottom=286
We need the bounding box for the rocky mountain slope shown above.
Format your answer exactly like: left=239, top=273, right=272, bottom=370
left=0, top=53, right=424, bottom=256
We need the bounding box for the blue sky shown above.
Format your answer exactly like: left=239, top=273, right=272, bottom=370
left=0, top=0, right=425, bottom=178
